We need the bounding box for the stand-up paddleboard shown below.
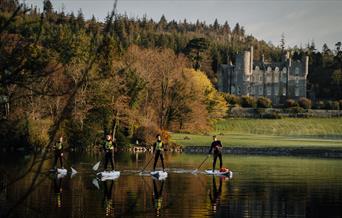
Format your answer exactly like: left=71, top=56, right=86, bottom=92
left=50, top=168, right=68, bottom=174
left=57, top=172, right=67, bottom=179
left=151, top=171, right=168, bottom=180
left=205, top=169, right=233, bottom=178
left=97, top=171, right=120, bottom=181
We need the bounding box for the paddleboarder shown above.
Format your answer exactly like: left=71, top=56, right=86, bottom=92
left=208, top=135, right=223, bottom=172
left=102, top=134, right=115, bottom=171
left=153, top=134, right=165, bottom=172
left=53, top=136, right=64, bottom=169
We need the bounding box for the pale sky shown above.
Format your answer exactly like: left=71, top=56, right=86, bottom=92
left=23, top=0, right=342, bottom=51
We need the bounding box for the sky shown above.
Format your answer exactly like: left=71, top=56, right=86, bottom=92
left=22, top=0, right=342, bottom=51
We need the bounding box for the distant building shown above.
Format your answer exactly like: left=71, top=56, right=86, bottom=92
left=217, top=47, right=309, bottom=105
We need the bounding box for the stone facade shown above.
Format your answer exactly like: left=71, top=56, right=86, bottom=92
left=217, top=47, right=309, bottom=105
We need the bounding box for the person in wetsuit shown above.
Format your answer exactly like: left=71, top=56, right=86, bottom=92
left=208, top=135, right=223, bottom=172
left=53, top=136, right=64, bottom=169
left=153, top=134, right=165, bottom=172
left=102, top=134, right=114, bottom=171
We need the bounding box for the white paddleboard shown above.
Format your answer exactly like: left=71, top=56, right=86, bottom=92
left=151, top=171, right=168, bottom=179
left=50, top=168, right=67, bottom=174
left=97, top=171, right=120, bottom=181
left=205, top=170, right=233, bottom=178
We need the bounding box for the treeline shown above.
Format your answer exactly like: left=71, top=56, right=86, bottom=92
left=0, top=0, right=340, bottom=149
left=0, top=0, right=227, bottom=149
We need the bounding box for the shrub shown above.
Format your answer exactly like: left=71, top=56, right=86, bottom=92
left=298, top=97, right=312, bottom=109
left=285, top=99, right=298, bottom=108
left=257, top=97, right=272, bottom=108
left=324, top=100, right=340, bottom=110
left=240, top=96, right=256, bottom=108
left=287, top=106, right=305, bottom=114
left=312, top=101, right=325, bottom=109
left=260, top=112, right=282, bottom=119
left=133, top=125, right=160, bottom=146
left=224, top=94, right=240, bottom=106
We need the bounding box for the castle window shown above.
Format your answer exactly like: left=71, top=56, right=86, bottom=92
left=295, top=67, right=300, bottom=76
left=231, top=85, right=236, bottom=94
left=295, top=77, right=299, bottom=84
left=267, top=66, right=272, bottom=72
left=295, top=87, right=299, bottom=96
left=237, top=87, right=241, bottom=95
left=251, top=86, right=255, bottom=95
left=275, top=67, right=279, bottom=72
left=282, top=87, right=286, bottom=96
left=267, top=87, right=271, bottom=96
left=281, top=74, right=287, bottom=83
left=259, top=75, right=263, bottom=82
left=259, top=86, right=263, bottom=95
left=282, top=68, right=287, bottom=73
left=274, top=85, right=279, bottom=94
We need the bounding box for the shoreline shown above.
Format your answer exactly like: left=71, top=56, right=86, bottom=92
left=183, top=146, right=342, bottom=158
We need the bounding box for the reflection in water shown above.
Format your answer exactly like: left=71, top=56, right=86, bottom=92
left=153, top=179, right=164, bottom=216
left=52, top=175, right=63, bottom=208
left=0, top=153, right=341, bottom=218
left=103, top=180, right=114, bottom=217
left=209, top=176, right=222, bottom=214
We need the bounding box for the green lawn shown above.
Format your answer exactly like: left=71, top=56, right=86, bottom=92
left=171, top=118, right=342, bottom=149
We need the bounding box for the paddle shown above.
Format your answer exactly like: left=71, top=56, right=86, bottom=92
left=193, top=155, right=210, bottom=173
left=92, top=161, right=101, bottom=171
left=139, top=156, right=154, bottom=175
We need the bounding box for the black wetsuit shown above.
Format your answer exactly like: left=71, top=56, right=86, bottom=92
left=103, top=140, right=114, bottom=170
left=209, top=140, right=223, bottom=171
left=153, top=140, right=165, bottom=171
left=54, top=142, right=63, bottom=168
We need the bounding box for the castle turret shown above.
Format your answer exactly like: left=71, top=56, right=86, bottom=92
left=304, top=56, right=309, bottom=78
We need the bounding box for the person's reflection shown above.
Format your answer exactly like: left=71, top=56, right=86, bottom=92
left=103, top=180, right=114, bottom=217
left=152, top=179, right=164, bottom=216
left=209, top=176, right=222, bottom=213
left=53, top=175, right=63, bottom=208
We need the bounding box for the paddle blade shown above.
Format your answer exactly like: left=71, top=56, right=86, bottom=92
left=92, top=178, right=100, bottom=189
left=71, top=167, right=77, bottom=174
left=92, top=161, right=101, bottom=171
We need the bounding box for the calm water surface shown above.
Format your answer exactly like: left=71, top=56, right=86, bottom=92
left=0, top=152, right=341, bottom=218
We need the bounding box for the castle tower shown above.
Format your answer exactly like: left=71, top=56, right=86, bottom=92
left=250, top=46, right=253, bottom=74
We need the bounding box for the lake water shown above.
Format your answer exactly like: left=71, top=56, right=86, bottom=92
left=0, top=152, right=341, bottom=218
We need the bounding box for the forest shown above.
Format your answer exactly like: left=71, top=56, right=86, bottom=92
left=0, top=0, right=341, bottom=149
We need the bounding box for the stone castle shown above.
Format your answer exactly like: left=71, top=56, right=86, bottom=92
left=217, top=47, right=309, bottom=105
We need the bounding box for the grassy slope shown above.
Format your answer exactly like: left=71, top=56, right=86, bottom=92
left=171, top=118, right=342, bottom=149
